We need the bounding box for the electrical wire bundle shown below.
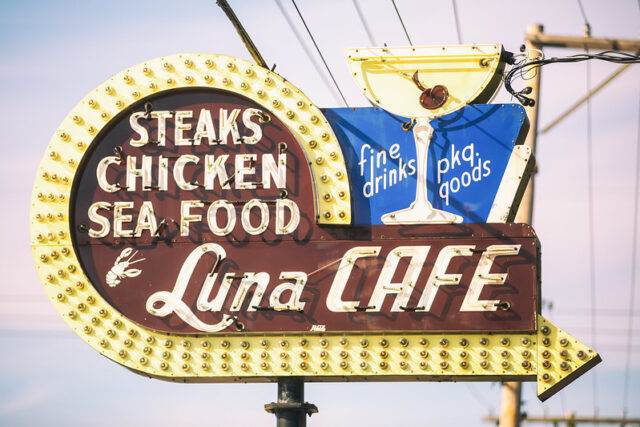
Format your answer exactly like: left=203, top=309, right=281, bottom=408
left=505, top=49, right=640, bottom=106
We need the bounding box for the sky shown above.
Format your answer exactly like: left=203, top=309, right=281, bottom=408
left=1, top=0, right=639, bottom=425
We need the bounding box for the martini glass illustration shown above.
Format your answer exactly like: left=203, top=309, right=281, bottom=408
left=346, top=44, right=508, bottom=224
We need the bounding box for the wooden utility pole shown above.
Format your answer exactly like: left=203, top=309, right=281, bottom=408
left=499, top=23, right=543, bottom=427
left=498, top=23, right=640, bottom=427
left=514, top=23, right=544, bottom=226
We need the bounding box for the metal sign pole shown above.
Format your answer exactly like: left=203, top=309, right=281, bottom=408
left=265, top=378, right=318, bottom=427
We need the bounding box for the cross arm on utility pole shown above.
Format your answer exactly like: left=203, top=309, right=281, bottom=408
left=527, top=29, right=640, bottom=134
left=485, top=415, right=640, bottom=425
left=525, top=33, right=640, bottom=52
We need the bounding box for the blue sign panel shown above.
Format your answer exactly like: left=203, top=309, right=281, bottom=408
left=324, top=104, right=529, bottom=225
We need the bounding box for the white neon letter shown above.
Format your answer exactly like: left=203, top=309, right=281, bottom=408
left=417, top=245, right=474, bottom=312
left=460, top=245, right=521, bottom=311
left=326, top=246, right=380, bottom=312
left=206, top=200, right=236, bottom=236
left=241, top=199, right=268, bottom=235
left=270, top=272, right=307, bottom=311
left=180, top=200, right=203, bottom=236
left=96, top=156, right=120, bottom=193
left=173, top=154, right=199, bottom=191
left=367, top=246, right=430, bottom=312
left=276, top=199, right=299, bottom=235
left=88, top=202, right=111, bottom=238
left=129, top=112, right=149, bottom=146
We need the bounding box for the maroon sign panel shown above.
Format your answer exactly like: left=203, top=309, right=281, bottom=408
left=72, top=88, right=540, bottom=334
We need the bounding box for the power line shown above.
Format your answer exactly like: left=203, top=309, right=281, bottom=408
left=0, top=294, right=49, bottom=301
left=504, top=51, right=640, bottom=106
left=549, top=303, right=569, bottom=425
left=451, top=0, right=462, bottom=44
left=622, top=90, right=640, bottom=417
left=273, top=0, right=343, bottom=106
left=545, top=327, right=640, bottom=336
left=541, top=63, right=635, bottom=134
left=554, top=307, right=640, bottom=316
left=0, top=329, right=73, bottom=338
left=465, top=383, right=494, bottom=414
left=574, top=5, right=600, bottom=414
left=485, top=414, right=640, bottom=424
left=289, top=0, right=349, bottom=108
left=585, top=52, right=600, bottom=420
left=0, top=313, right=59, bottom=321
left=352, top=0, right=376, bottom=46
left=390, top=0, right=412, bottom=46
left=576, top=0, right=592, bottom=37
left=597, top=345, right=640, bottom=352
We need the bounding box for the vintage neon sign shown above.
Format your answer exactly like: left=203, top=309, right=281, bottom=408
left=31, top=50, right=599, bottom=401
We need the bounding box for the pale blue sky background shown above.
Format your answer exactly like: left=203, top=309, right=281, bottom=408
left=1, top=0, right=639, bottom=425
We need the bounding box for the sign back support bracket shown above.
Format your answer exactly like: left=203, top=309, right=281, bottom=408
left=216, top=0, right=269, bottom=69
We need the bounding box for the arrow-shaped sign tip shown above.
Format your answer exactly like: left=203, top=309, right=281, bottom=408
left=537, top=315, right=602, bottom=401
